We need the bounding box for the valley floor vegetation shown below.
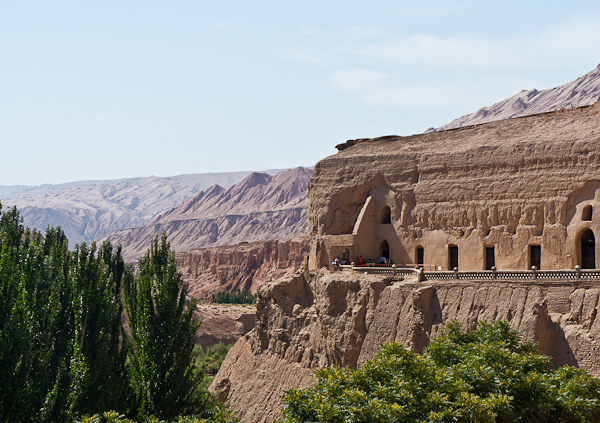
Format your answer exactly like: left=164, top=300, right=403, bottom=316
left=192, top=343, right=233, bottom=380
left=0, top=204, right=238, bottom=423
left=282, top=320, right=600, bottom=423
left=211, top=289, right=256, bottom=305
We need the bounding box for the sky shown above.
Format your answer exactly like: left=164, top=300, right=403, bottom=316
left=2, top=1, right=600, bottom=186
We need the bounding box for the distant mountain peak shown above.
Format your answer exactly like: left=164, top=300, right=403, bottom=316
left=98, top=166, right=313, bottom=260
left=427, top=64, right=600, bottom=132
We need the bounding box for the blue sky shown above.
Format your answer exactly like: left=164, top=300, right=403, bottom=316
left=2, top=1, right=600, bottom=185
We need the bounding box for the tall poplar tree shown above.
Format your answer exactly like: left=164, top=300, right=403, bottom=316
left=123, top=233, right=202, bottom=420
left=68, top=240, right=130, bottom=417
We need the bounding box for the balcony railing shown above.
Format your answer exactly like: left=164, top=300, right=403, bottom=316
left=332, top=263, right=600, bottom=281
left=422, top=266, right=600, bottom=281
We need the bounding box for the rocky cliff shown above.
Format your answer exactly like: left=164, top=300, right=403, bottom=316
left=177, top=236, right=309, bottom=301
left=212, top=103, right=600, bottom=423
left=100, top=167, right=312, bottom=260
left=0, top=170, right=281, bottom=248
left=427, top=64, right=600, bottom=132
left=310, top=104, right=600, bottom=270
left=212, top=272, right=600, bottom=423
left=193, top=304, right=256, bottom=349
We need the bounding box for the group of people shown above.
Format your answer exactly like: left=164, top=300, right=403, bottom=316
left=332, top=257, right=349, bottom=266
left=333, top=255, right=392, bottom=266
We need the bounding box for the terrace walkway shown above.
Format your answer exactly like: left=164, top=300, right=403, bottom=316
left=332, top=264, right=600, bottom=281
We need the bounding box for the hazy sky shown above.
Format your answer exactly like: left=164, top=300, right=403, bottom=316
left=2, top=1, right=600, bottom=186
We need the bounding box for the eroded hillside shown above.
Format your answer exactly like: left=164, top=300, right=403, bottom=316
left=100, top=167, right=312, bottom=260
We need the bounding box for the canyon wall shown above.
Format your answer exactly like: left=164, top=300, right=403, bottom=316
left=177, top=236, right=309, bottom=300
left=212, top=273, right=600, bottom=423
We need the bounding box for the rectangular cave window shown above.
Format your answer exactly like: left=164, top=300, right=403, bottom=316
left=530, top=245, right=541, bottom=270
left=449, top=245, right=458, bottom=270
left=485, top=246, right=495, bottom=270
left=417, top=247, right=424, bottom=265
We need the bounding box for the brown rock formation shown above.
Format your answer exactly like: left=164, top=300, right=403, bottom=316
left=212, top=273, right=600, bottom=423
left=100, top=167, right=311, bottom=260
left=309, top=104, right=600, bottom=271
left=178, top=237, right=309, bottom=301
left=193, top=304, right=256, bottom=349
left=427, top=64, right=600, bottom=132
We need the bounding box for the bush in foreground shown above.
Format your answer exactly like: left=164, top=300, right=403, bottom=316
left=282, top=321, right=600, bottom=423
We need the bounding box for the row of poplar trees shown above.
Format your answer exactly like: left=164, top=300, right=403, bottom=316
left=0, top=205, right=208, bottom=422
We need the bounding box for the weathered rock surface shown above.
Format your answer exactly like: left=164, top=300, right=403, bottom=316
left=212, top=273, right=600, bottom=423
left=311, top=104, right=600, bottom=270
left=178, top=237, right=309, bottom=300
left=428, top=63, right=600, bottom=132
left=100, top=167, right=312, bottom=260
left=0, top=171, right=281, bottom=248
left=193, top=304, right=256, bottom=349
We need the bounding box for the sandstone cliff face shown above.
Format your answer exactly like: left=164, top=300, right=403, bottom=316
left=212, top=273, right=600, bottom=423
left=310, top=104, right=600, bottom=271
left=428, top=63, right=600, bottom=132
left=100, top=167, right=311, bottom=260
left=177, top=237, right=309, bottom=301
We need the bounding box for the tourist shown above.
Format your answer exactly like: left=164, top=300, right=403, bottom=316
left=357, top=256, right=364, bottom=265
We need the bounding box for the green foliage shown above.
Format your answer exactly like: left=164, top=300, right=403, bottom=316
left=0, top=205, right=233, bottom=423
left=0, top=206, right=74, bottom=422
left=282, top=320, right=600, bottom=423
left=192, top=343, right=233, bottom=377
left=68, top=241, right=130, bottom=416
left=123, top=233, right=204, bottom=420
left=211, top=289, right=256, bottom=305
left=74, top=406, right=239, bottom=423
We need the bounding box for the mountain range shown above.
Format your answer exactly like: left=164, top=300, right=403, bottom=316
left=427, top=63, right=600, bottom=132
left=0, top=170, right=282, bottom=247
left=97, top=167, right=312, bottom=260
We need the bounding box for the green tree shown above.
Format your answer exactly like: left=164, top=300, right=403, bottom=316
left=123, top=233, right=204, bottom=420
left=282, top=321, right=600, bottom=423
left=68, top=240, right=130, bottom=417
left=0, top=206, right=73, bottom=422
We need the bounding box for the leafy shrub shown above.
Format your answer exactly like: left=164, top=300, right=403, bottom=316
left=75, top=406, right=239, bottom=422
left=282, top=320, right=600, bottom=423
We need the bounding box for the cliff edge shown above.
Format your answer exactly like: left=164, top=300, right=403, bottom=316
left=212, top=273, right=600, bottom=423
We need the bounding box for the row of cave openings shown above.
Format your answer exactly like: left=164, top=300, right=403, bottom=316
left=375, top=235, right=594, bottom=270
left=377, top=205, right=597, bottom=270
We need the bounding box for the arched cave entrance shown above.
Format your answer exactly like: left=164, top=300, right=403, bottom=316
left=380, top=206, right=391, bottom=224
left=581, top=229, right=596, bottom=269
left=379, top=240, right=390, bottom=259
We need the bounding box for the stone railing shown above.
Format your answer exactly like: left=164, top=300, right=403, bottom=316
left=333, top=264, right=422, bottom=278
left=423, top=266, right=600, bottom=281
left=332, top=263, right=600, bottom=281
